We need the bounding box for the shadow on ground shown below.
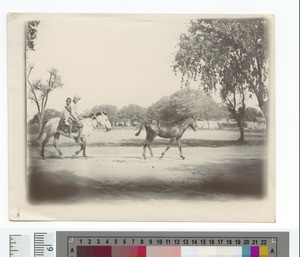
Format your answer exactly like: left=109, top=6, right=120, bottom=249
left=28, top=158, right=265, bottom=204
left=43, top=138, right=266, bottom=148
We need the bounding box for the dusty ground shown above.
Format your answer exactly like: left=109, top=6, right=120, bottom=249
left=27, top=128, right=267, bottom=203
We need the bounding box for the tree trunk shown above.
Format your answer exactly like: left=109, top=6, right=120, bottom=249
left=37, top=111, right=44, bottom=134
left=237, top=118, right=245, bottom=143
left=256, top=96, right=268, bottom=132
left=206, top=120, right=210, bottom=129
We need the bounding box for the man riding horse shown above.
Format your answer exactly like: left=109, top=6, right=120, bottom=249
left=66, top=95, right=84, bottom=143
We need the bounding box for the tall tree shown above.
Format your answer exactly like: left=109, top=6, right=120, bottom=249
left=27, top=67, right=63, bottom=133
left=26, top=21, right=64, bottom=134
left=173, top=18, right=270, bottom=141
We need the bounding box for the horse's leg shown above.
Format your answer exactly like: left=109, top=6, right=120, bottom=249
left=53, top=132, right=64, bottom=158
left=143, top=129, right=156, bottom=159
left=73, top=134, right=85, bottom=157
left=82, top=136, right=87, bottom=158
left=176, top=138, right=185, bottom=160
left=142, top=139, right=148, bottom=159
left=142, top=127, right=149, bottom=159
left=160, top=138, right=175, bottom=159
left=147, top=143, right=153, bottom=157
left=73, top=145, right=83, bottom=157
left=41, top=134, right=52, bottom=159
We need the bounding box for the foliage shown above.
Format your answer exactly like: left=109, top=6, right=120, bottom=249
left=244, top=107, right=263, bottom=122
left=26, top=21, right=40, bottom=51
left=27, top=67, right=63, bottom=133
left=26, top=21, right=64, bottom=134
left=28, top=108, right=62, bottom=134
left=173, top=18, right=269, bottom=119
left=147, top=96, right=178, bottom=121
left=173, top=19, right=270, bottom=141
left=147, top=89, right=224, bottom=121
left=117, top=104, right=147, bottom=125
left=89, top=105, right=119, bottom=124
left=29, top=108, right=62, bottom=124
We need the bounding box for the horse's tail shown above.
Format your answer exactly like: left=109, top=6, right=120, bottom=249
left=135, top=122, right=145, bottom=136
left=33, top=120, right=49, bottom=145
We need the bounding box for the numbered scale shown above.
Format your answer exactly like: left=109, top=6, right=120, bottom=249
left=10, top=232, right=54, bottom=257
left=9, top=232, right=289, bottom=257
left=58, top=232, right=288, bottom=257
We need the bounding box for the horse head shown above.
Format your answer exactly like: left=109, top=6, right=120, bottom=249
left=189, top=116, right=198, bottom=132
left=92, top=112, right=112, bottom=131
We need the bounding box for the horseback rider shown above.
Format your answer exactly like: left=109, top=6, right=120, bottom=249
left=63, top=97, right=73, bottom=137
left=70, top=95, right=84, bottom=143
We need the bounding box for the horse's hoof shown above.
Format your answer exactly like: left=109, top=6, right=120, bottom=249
left=41, top=156, right=46, bottom=160
left=83, top=155, right=88, bottom=159
left=181, top=156, right=185, bottom=160
left=59, top=155, right=64, bottom=159
left=143, top=156, right=146, bottom=160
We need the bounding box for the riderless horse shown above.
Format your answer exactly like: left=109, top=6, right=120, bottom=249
left=135, top=116, right=198, bottom=159
left=36, top=112, right=111, bottom=159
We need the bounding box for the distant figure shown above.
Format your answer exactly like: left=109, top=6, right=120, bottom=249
left=70, top=95, right=84, bottom=143
left=63, top=97, right=73, bottom=137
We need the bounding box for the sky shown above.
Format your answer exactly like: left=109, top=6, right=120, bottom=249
left=27, top=14, right=205, bottom=118
left=27, top=14, right=261, bottom=119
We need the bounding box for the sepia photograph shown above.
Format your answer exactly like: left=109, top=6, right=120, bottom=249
left=8, top=13, right=275, bottom=221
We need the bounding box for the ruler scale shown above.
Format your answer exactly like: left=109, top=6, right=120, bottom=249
left=9, top=234, right=31, bottom=257
left=34, top=232, right=55, bottom=257
left=9, top=232, right=288, bottom=257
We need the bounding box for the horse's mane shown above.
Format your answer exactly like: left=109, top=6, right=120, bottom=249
left=178, top=116, right=193, bottom=121
left=81, top=111, right=108, bottom=119
left=96, top=111, right=107, bottom=116
left=155, top=116, right=193, bottom=123
left=170, top=116, right=194, bottom=123
left=82, top=113, right=93, bottom=119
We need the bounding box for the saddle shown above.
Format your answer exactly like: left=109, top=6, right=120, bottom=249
left=57, top=118, right=79, bottom=134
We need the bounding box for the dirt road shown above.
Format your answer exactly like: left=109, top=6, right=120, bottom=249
left=27, top=129, right=266, bottom=203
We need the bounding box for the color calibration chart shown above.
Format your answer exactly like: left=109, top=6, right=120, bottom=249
left=56, top=232, right=289, bottom=257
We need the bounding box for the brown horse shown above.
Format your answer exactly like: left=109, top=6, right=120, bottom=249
left=135, top=116, right=198, bottom=159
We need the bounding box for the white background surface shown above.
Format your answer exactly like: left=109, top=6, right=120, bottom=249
left=0, top=0, right=299, bottom=256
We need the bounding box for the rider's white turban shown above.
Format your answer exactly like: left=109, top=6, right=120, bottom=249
left=73, top=94, right=81, bottom=100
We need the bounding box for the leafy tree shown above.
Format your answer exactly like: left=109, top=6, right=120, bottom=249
left=28, top=108, right=62, bottom=134
left=26, top=21, right=64, bottom=134
left=221, top=81, right=247, bottom=141
left=118, top=104, right=147, bottom=125
left=173, top=18, right=270, bottom=141
left=147, top=96, right=178, bottom=121
left=245, top=107, right=263, bottom=122
left=26, top=20, right=40, bottom=51
left=147, top=89, right=223, bottom=126
left=27, top=67, right=63, bottom=134
left=89, top=105, right=118, bottom=125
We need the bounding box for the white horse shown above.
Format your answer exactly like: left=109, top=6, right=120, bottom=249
left=36, top=112, right=111, bottom=159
